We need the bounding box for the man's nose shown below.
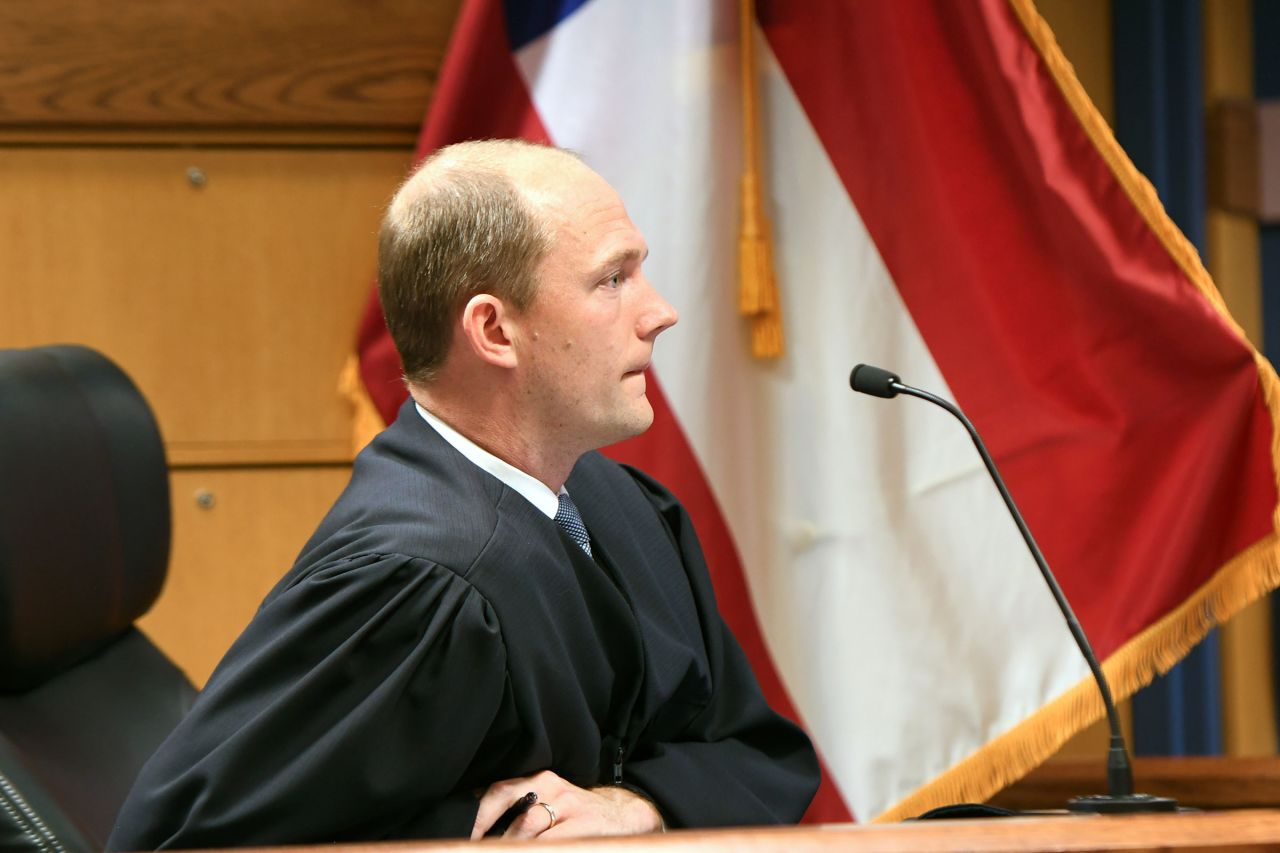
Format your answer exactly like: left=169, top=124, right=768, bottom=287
left=638, top=280, right=678, bottom=339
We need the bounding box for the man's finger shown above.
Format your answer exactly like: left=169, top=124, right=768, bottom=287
left=471, top=779, right=535, bottom=840
left=503, top=799, right=557, bottom=839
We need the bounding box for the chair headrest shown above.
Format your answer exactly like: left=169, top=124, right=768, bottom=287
left=0, top=346, right=170, bottom=691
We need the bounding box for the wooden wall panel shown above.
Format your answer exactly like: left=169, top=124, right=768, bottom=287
left=0, top=0, right=461, bottom=139
left=0, top=1, right=448, bottom=686
left=1204, top=0, right=1275, bottom=757
left=141, top=466, right=353, bottom=686
left=1035, top=0, right=1114, bottom=127
left=0, top=146, right=412, bottom=465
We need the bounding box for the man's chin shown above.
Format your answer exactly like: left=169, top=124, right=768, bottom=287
left=628, top=398, right=656, bottom=436
left=594, top=402, right=655, bottom=450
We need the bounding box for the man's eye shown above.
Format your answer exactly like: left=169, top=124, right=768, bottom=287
left=606, top=273, right=622, bottom=288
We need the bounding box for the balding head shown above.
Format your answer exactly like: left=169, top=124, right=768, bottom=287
left=378, top=139, right=586, bottom=386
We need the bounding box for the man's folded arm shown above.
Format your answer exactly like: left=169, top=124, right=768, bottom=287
left=108, top=554, right=509, bottom=850
left=622, top=609, right=821, bottom=829
left=619, top=467, right=822, bottom=828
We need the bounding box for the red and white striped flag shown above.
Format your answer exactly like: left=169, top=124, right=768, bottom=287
left=349, top=0, right=1280, bottom=822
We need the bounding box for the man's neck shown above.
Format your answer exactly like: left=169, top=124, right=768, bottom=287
left=409, top=385, right=579, bottom=492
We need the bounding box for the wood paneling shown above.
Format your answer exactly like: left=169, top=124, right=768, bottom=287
left=140, top=466, right=353, bottom=686
left=1208, top=100, right=1260, bottom=216
left=991, top=756, right=1280, bottom=812
left=229, top=809, right=1280, bottom=852
left=0, top=146, right=412, bottom=465
left=1202, top=0, right=1274, bottom=757
left=1045, top=701, right=1133, bottom=761
left=1034, top=0, right=1114, bottom=128
left=0, top=0, right=461, bottom=139
left=0, top=3, right=440, bottom=685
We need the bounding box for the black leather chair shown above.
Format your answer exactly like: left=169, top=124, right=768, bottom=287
left=0, top=345, right=196, bottom=852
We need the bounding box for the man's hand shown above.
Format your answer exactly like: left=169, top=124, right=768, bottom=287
left=471, top=770, right=663, bottom=840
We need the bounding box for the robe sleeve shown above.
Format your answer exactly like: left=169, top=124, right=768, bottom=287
left=108, top=553, right=510, bottom=851
left=619, top=470, right=821, bottom=828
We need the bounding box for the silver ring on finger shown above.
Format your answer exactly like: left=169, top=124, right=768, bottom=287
left=538, top=800, right=557, bottom=830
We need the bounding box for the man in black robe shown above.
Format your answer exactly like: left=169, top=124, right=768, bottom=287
left=109, top=140, right=820, bottom=849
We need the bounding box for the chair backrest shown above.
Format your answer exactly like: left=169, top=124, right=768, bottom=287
left=0, top=345, right=196, bottom=852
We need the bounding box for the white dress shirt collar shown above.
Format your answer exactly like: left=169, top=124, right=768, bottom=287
left=415, top=403, right=561, bottom=519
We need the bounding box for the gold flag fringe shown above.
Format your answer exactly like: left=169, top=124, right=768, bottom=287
left=338, top=353, right=387, bottom=457
left=877, top=531, right=1280, bottom=822
left=738, top=0, right=783, bottom=358
left=873, top=0, right=1280, bottom=822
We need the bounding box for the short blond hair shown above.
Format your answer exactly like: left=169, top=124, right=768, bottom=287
left=377, top=140, right=562, bottom=385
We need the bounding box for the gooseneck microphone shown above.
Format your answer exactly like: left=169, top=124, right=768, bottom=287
left=848, top=363, right=1176, bottom=814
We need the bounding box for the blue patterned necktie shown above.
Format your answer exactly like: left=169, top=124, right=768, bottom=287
left=555, top=492, right=593, bottom=557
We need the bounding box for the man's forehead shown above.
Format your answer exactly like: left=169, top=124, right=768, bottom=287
left=521, top=162, right=614, bottom=211
left=480, top=145, right=594, bottom=197
left=546, top=187, right=645, bottom=255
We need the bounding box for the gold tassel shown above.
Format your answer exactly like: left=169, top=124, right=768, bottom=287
left=738, top=0, right=783, bottom=358
left=337, top=353, right=387, bottom=457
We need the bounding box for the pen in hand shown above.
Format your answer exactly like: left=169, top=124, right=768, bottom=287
left=486, top=790, right=538, bottom=837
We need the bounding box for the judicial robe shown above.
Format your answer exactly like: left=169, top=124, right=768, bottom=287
left=108, top=401, right=820, bottom=850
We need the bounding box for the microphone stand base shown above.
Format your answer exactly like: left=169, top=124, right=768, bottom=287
left=1067, top=793, right=1179, bottom=814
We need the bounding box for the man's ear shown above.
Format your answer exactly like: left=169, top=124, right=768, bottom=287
left=459, top=294, right=518, bottom=369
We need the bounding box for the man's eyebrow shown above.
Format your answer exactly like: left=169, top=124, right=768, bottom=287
left=597, top=247, right=648, bottom=270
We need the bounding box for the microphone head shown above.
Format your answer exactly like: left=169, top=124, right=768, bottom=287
left=850, top=364, right=901, bottom=398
